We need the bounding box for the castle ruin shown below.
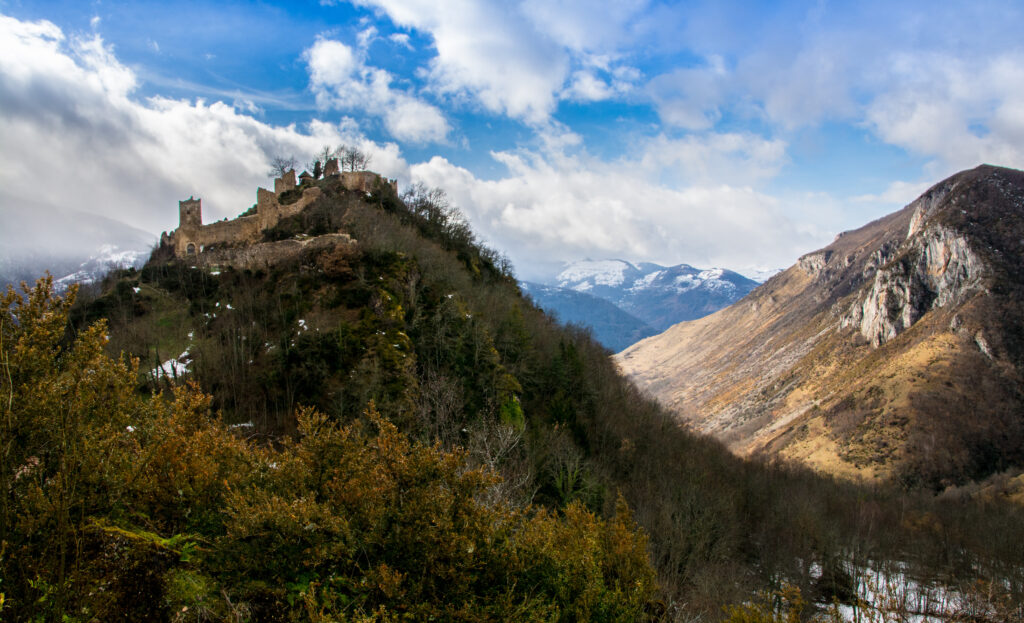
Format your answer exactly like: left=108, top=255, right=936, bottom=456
left=162, top=160, right=397, bottom=259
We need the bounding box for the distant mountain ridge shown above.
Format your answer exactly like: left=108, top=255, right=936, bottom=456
left=552, top=259, right=759, bottom=333
left=617, top=165, right=1024, bottom=488
left=520, top=281, right=656, bottom=351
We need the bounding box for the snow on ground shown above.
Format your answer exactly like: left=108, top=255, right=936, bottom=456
left=811, top=562, right=996, bottom=622
left=633, top=270, right=663, bottom=290
left=697, top=268, right=725, bottom=281
left=152, top=349, right=191, bottom=380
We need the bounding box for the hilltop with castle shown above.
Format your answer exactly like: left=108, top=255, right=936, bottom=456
left=161, top=158, right=397, bottom=260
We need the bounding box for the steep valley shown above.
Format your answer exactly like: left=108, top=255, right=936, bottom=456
left=6, top=168, right=1024, bottom=621
left=618, top=165, right=1024, bottom=488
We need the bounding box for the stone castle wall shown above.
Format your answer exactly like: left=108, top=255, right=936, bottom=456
left=166, top=164, right=392, bottom=259
left=193, top=233, right=355, bottom=271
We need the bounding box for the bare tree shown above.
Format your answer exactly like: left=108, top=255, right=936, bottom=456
left=316, top=145, right=339, bottom=164
left=340, top=145, right=371, bottom=172
left=268, top=155, right=297, bottom=178
left=307, top=145, right=340, bottom=179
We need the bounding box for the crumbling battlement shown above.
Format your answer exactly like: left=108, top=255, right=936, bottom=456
left=162, top=162, right=396, bottom=259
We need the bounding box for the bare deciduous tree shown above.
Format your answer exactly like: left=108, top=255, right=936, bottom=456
left=268, top=155, right=297, bottom=178
left=340, top=145, right=371, bottom=172
left=308, top=145, right=340, bottom=179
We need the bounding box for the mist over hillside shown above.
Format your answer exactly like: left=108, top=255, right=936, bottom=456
left=0, top=201, right=154, bottom=288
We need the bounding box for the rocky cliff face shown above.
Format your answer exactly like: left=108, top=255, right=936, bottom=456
left=842, top=223, right=987, bottom=347
left=617, top=165, right=1024, bottom=488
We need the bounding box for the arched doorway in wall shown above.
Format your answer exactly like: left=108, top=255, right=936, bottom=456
left=186, top=243, right=196, bottom=255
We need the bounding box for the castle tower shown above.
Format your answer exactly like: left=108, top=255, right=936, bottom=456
left=273, top=170, right=297, bottom=195
left=179, top=197, right=202, bottom=230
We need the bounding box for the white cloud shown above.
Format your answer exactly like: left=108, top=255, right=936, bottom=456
left=0, top=11, right=900, bottom=283
left=647, top=58, right=727, bottom=130
left=564, top=71, right=614, bottom=102
left=408, top=142, right=819, bottom=280
left=852, top=179, right=932, bottom=206
left=865, top=53, right=1024, bottom=174
left=519, top=0, right=649, bottom=52
left=636, top=132, right=788, bottom=187
left=388, top=32, right=412, bottom=49
left=232, top=98, right=261, bottom=115
left=354, top=0, right=569, bottom=123
left=0, top=15, right=410, bottom=249
left=348, top=0, right=651, bottom=123
left=356, top=25, right=378, bottom=49
left=304, top=36, right=449, bottom=143
left=641, top=0, right=1024, bottom=175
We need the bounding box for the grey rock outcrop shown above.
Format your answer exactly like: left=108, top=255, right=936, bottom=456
left=843, top=223, right=986, bottom=347
left=798, top=250, right=832, bottom=278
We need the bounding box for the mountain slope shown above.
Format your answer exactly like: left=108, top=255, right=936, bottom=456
left=51, top=170, right=1024, bottom=619
left=520, top=281, right=656, bottom=351
left=554, top=259, right=758, bottom=332
left=618, top=165, right=1024, bottom=488
left=0, top=203, right=154, bottom=289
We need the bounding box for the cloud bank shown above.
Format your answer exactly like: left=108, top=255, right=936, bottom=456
left=0, top=12, right=829, bottom=279
left=5, top=1, right=1024, bottom=281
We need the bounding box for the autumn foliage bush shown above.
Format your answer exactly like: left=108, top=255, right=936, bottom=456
left=0, top=278, right=657, bottom=621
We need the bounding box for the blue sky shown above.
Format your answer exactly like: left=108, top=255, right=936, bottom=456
left=2, top=0, right=1024, bottom=279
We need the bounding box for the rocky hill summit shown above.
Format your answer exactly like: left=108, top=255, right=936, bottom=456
left=617, top=165, right=1024, bottom=488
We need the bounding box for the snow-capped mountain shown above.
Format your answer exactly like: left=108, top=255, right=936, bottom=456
left=550, top=259, right=759, bottom=333
left=53, top=244, right=150, bottom=290
left=520, top=281, right=656, bottom=352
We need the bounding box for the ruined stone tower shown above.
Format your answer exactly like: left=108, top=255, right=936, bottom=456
left=179, top=197, right=202, bottom=230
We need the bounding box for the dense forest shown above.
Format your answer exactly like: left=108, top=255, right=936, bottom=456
left=4, top=174, right=1024, bottom=621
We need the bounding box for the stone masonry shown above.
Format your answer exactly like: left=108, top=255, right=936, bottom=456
left=162, top=163, right=397, bottom=259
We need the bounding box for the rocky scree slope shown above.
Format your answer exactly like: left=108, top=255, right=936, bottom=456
left=617, top=165, right=1024, bottom=488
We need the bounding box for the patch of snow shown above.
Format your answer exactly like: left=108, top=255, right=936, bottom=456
left=556, top=259, right=635, bottom=288
left=673, top=274, right=699, bottom=293
left=152, top=349, right=191, bottom=380
left=738, top=267, right=783, bottom=283
left=53, top=244, right=148, bottom=291
left=635, top=270, right=662, bottom=289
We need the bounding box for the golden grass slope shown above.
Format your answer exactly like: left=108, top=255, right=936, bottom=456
left=617, top=165, right=1024, bottom=488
